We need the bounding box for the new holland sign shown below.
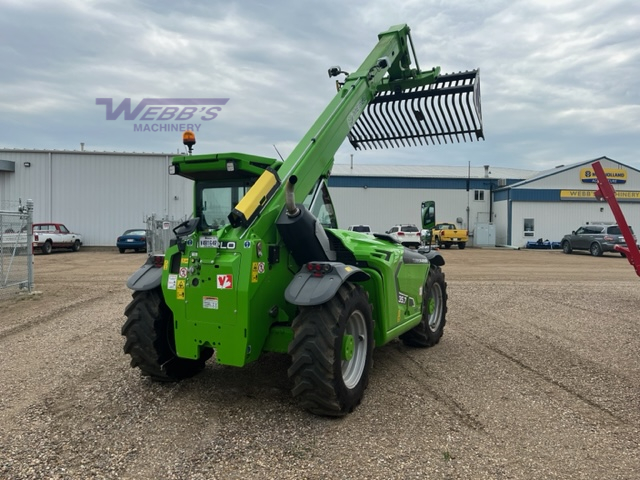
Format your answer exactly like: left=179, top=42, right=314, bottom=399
left=580, top=167, right=627, bottom=184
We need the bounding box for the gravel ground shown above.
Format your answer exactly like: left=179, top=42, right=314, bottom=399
left=0, top=248, right=638, bottom=479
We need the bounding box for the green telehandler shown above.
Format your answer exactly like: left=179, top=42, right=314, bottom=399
left=122, top=24, right=483, bottom=416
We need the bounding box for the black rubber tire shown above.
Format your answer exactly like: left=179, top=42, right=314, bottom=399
left=119, top=248, right=125, bottom=254
left=400, top=265, right=448, bottom=348
left=288, top=283, right=374, bottom=417
left=562, top=241, right=572, bottom=254
left=458, top=242, right=466, bottom=250
left=590, top=242, right=603, bottom=257
left=122, top=288, right=212, bottom=381
left=42, top=241, right=53, bottom=255
left=443, top=243, right=452, bottom=249
left=620, top=252, right=627, bottom=258
left=71, top=240, right=81, bottom=252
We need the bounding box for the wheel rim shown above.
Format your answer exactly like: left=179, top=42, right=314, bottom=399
left=341, top=310, right=367, bottom=389
left=427, top=282, right=443, bottom=332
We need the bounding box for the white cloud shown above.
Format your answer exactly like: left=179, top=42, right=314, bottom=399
left=0, top=0, right=638, bottom=169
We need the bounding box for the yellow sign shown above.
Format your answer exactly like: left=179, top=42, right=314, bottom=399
left=163, top=259, right=169, bottom=270
left=176, top=280, right=186, bottom=299
left=251, top=272, right=258, bottom=283
left=560, top=190, right=640, bottom=200
left=181, top=257, right=189, bottom=264
left=580, top=167, right=627, bottom=184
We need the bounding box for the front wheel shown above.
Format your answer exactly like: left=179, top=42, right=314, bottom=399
left=122, top=288, right=212, bottom=381
left=562, top=241, right=572, bottom=254
left=590, top=242, right=603, bottom=257
left=288, top=283, right=374, bottom=416
left=71, top=240, right=81, bottom=252
left=400, top=265, right=448, bottom=347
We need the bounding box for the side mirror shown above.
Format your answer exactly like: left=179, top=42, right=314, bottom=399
left=173, top=217, right=200, bottom=237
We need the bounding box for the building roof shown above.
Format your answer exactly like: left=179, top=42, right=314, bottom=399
left=0, top=148, right=173, bottom=157
left=501, top=156, right=640, bottom=189
left=331, top=163, right=538, bottom=180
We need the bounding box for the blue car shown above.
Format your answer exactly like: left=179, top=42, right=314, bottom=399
left=116, top=229, right=147, bottom=253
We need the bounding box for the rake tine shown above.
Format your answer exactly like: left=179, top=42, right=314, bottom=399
left=359, top=108, right=381, bottom=150
left=387, top=98, right=409, bottom=148
left=425, top=91, right=443, bottom=145
left=410, top=87, right=429, bottom=146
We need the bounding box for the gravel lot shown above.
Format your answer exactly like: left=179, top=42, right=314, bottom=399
left=1, top=247, right=639, bottom=479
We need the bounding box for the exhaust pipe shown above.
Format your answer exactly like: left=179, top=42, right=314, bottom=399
left=285, top=176, right=300, bottom=217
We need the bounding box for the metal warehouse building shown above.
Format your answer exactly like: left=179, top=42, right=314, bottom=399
left=1, top=149, right=638, bottom=248
left=493, top=157, right=640, bottom=247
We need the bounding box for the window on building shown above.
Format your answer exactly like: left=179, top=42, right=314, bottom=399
left=474, top=190, right=485, bottom=201
left=524, top=218, right=535, bottom=237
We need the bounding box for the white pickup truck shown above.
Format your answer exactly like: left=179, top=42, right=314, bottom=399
left=32, top=223, right=83, bottom=254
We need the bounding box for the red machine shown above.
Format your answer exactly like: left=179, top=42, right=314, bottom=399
left=592, top=161, right=640, bottom=277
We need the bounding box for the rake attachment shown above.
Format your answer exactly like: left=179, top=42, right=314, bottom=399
left=348, top=69, right=483, bottom=150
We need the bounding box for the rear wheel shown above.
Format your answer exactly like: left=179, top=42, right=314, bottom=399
left=562, top=241, right=572, bottom=254
left=122, top=288, right=212, bottom=381
left=288, top=283, right=373, bottom=416
left=119, top=248, right=125, bottom=254
left=590, top=242, right=603, bottom=257
left=42, top=241, right=53, bottom=255
left=400, top=265, right=448, bottom=347
left=458, top=242, right=466, bottom=250
left=443, top=242, right=452, bottom=249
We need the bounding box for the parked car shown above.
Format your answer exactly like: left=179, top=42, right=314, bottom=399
left=561, top=223, right=636, bottom=257
left=385, top=224, right=421, bottom=248
left=347, top=225, right=373, bottom=234
left=116, top=229, right=148, bottom=253
left=32, top=223, right=83, bottom=254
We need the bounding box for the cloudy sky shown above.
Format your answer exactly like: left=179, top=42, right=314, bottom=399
left=1, top=0, right=638, bottom=171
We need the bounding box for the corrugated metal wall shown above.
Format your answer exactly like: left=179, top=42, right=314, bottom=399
left=0, top=151, right=192, bottom=246
left=510, top=201, right=640, bottom=247
left=330, top=186, right=491, bottom=238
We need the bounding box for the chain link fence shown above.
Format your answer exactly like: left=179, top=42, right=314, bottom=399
left=0, top=199, right=34, bottom=298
